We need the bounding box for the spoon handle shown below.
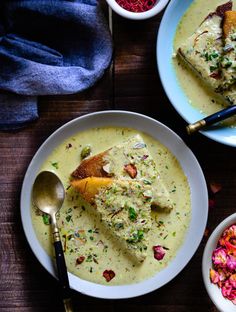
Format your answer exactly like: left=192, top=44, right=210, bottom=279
left=54, top=238, right=73, bottom=312
left=186, top=105, right=236, bottom=134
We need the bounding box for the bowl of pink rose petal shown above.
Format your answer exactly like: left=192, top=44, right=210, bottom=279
left=106, top=0, right=169, bottom=20
left=202, top=213, right=236, bottom=312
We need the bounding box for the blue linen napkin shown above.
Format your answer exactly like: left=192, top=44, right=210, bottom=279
left=0, top=0, right=112, bottom=130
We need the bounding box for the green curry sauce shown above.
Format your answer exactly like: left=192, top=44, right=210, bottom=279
left=32, top=127, right=191, bottom=285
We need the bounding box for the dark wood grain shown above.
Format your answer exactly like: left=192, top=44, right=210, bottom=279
left=1, top=4, right=236, bottom=312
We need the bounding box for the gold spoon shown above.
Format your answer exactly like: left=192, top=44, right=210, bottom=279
left=32, top=171, right=73, bottom=312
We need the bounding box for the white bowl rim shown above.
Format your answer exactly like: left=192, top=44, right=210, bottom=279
left=106, top=0, right=169, bottom=20
left=21, top=110, right=208, bottom=299
left=202, top=213, right=236, bottom=312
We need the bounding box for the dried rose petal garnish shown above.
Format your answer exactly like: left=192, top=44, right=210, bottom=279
left=209, top=198, right=216, bottom=209
left=103, top=270, right=115, bottom=282
left=210, top=268, right=220, bottom=284
left=76, top=256, right=85, bottom=265
left=124, top=164, right=137, bottom=179
left=153, top=245, right=166, bottom=261
left=212, top=248, right=227, bottom=268
left=210, top=224, right=236, bottom=304
left=204, top=228, right=210, bottom=237
left=209, top=182, right=222, bottom=194
left=229, top=274, right=236, bottom=288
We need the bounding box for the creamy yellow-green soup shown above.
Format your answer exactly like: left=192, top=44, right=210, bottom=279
left=173, top=0, right=236, bottom=126
left=32, top=127, right=191, bottom=285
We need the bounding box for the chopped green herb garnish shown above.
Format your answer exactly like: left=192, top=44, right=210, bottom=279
left=157, top=220, right=164, bottom=227
left=143, top=179, right=152, bottom=185
left=137, top=229, right=144, bottom=240
left=66, top=215, right=72, bottom=222
left=42, top=214, right=50, bottom=225
left=127, top=230, right=144, bottom=243
left=86, top=255, right=93, bottom=262
left=210, top=52, right=219, bottom=59
left=204, top=51, right=219, bottom=61
left=51, top=162, right=59, bottom=169
left=224, top=61, right=232, bottom=68
left=204, top=52, right=209, bottom=61
left=210, top=65, right=218, bottom=72
left=81, top=145, right=91, bottom=159
left=128, top=207, right=137, bottom=221
left=103, top=245, right=108, bottom=253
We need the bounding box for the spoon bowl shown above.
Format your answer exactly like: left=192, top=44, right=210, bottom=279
left=33, top=171, right=65, bottom=216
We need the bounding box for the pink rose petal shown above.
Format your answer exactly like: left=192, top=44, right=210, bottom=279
left=229, top=274, right=236, bottom=288
left=210, top=268, right=220, bottom=284
left=103, top=270, right=115, bottom=282
left=212, top=248, right=227, bottom=268
left=222, top=280, right=233, bottom=298
left=222, top=225, right=236, bottom=241
left=231, top=289, right=236, bottom=304
left=218, top=268, right=227, bottom=282
left=209, top=199, right=216, bottom=209
left=209, top=182, right=222, bottom=194
left=153, top=245, right=166, bottom=261
left=227, top=255, right=236, bottom=271
left=226, top=288, right=236, bottom=301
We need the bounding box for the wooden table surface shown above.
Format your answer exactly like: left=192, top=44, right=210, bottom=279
left=1, top=5, right=236, bottom=312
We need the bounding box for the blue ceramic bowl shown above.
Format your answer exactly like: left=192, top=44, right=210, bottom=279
left=157, top=0, right=236, bottom=147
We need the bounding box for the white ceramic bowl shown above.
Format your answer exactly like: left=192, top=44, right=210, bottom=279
left=157, top=0, right=236, bottom=147
left=106, top=0, right=169, bottom=20
left=202, top=213, right=236, bottom=312
left=21, top=110, right=208, bottom=299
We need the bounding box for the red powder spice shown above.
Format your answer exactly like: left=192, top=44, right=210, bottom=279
left=116, top=0, right=157, bottom=12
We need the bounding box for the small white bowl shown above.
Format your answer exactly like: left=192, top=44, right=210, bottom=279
left=202, top=213, right=236, bottom=312
left=106, top=0, right=169, bottom=20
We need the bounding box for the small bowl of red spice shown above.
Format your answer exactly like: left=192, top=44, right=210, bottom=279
left=106, top=0, right=169, bottom=20
left=202, top=213, right=236, bottom=312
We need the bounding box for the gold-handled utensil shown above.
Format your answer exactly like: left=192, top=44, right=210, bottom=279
left=32, top=171, right=73, bottom=312
left=186, top=105, right=236, bottom=134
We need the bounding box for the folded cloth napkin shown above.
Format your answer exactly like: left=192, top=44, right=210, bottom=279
left=0, top=0, right=112, bottom=130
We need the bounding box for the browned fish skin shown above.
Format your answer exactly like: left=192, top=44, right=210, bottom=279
left=223, top=11, right=236, bottom=38
left=70, top=177, right=113, bottom=203
left=216, top=1, right=232, bottom=18
left=205, top=1, right=233, bottom=21
left=71, top=151, right=109, bottom=179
